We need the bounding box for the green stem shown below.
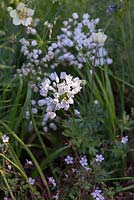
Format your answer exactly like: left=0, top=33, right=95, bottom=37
left=30, top=106, right=55, bottom=178
left=101, top=176, right=134, bottom=181
left=127, top=0, right=133, bottom=42
left=30, top=106, right=48, bottom=157
left=117, top=185, right=134, bottom=193
left=99, top=66, right=134, bottom=88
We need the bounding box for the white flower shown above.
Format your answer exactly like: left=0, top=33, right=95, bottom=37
left=107, top=58, right=113, bottom=64
left=4, top=197, right=10, bottom=200
left=95, top=154, right=104, bottom=163
left=7, top=7, right=12, bottom=12
left=43, top=126, right=48, bottom=132
left=60, top=72, right=67, bottom=79
left=39, top=72, right=82, bottom=119
left=48, top=177, right=56, bottom=187
left=49, top=72, right=59, bottom=83
left=32, top=108, right=38, bottom=114
left=28, top=177, right=35, bottom=185
left=26, top=26, right=37, bottom=35
left=64, top=155, right=74, bottom=164
left=92, top=32, right=107, bottom=45
left=46, top=111, right=56, bottom=119
left=8, top=165, right=12, bottom=170
left=52, top=193, right=59, bottom=200
left=72, top=12, right=79, bottom=19
left=74, top=109, right=80, bottom=116
left=25, top=110, right=30, bottom=119
left=31, top=40, right=37, bottom=46
left=94, top=100, right=99, bottom=105
left=79, top=156, right=88, bottom=167
left=83, top=13, right=90, bottom=19
left=8, top=3, right=34, bottom=26
left=91, top=189, right=105, bottom=200
left=49, top=123, right=57, bottom=131
left=121, top=136, right=128, bottom=144
left=2, top=135, right=9, bottom=143
left=26, top=159, right=33, bottom=166
left=31, top=100, right=36, bottom=105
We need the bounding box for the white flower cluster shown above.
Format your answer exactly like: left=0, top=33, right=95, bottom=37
left=38, top=72, right=82, bottom=121
left=17, top=37, right=43, bottom=80
left=25, top=100, right=38, bottom=119
left=42, top=12, right=112, bottom=69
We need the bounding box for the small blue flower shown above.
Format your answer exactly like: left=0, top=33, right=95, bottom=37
left=106, top=4, right=118, bottom=15
left=64, top=155, right=74, bottom=164
left=28, top=177, right=35, bottom=185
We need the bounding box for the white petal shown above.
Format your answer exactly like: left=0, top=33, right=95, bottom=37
left=17, top=2, right=25, bottom=10
left=22, top=18, right=32, bottom=26
left=10, top=10, right=17, bottom=18
left=26, top=8, right=34, bottom=17
left=13, top=17, right=21, bottom=25
left=7, top=7, right=13, bottom=12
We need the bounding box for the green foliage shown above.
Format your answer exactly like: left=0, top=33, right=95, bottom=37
left=0, top=0, right=134, bottom=199
left=63, top=102, right=105, bottom=154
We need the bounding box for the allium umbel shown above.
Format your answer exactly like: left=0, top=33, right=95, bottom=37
left=38, top=72, right=83, bottom=118
left=42, top=12, right=112, bottom=69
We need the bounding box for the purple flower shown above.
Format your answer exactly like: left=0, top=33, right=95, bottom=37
left=64, top=155, right=74, bottom=164
left=121, top=136, right=128, bottom=144
left=106, top=4, right=117, bottom=15
left=79, top=156, right=88, bottom=167
left=2, top=135, right=9, bottom=143
left=48, top=177, right=56, bottom=187
left=91, top=188, right=105, bottom=200
left=95, top=154, right=104, bottom=163
left=28, top=177, right=35, bottom=185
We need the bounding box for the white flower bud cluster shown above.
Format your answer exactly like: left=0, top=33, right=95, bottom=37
left=25, top=100, right=38, bottom=119
left=17, top=37, right=43, bottom=79
left=42, top=12, right=112, bottom=69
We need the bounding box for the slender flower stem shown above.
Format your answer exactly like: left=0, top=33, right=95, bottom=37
left=30, top=106, right=56, bottom=178
left=30, top=105, right=48, bottom=157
